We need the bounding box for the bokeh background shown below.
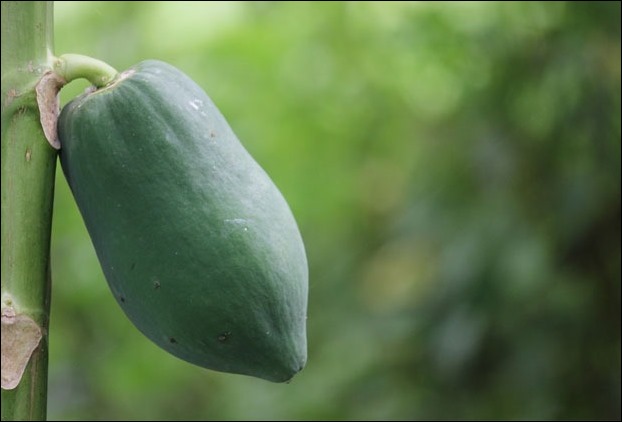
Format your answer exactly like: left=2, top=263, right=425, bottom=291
left=49, top=2, right=620, bottom=420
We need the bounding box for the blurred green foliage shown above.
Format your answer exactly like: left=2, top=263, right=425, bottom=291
left=48, top=1, right=620, bottom=420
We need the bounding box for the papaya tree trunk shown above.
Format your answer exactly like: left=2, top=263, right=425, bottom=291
left=1, top=1, right=56, bottom=420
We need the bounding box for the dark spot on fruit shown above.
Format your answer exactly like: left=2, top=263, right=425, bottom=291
left=210, top=131, right=216, bottom=138
left=130, top=262, right=136, bottom=271
left=217, top=331, right=231, bottom=342
left=169, top=337, right=177, bottom=344
left=119, top=295, right=125, bottom=303
left=153, top=280, right=161, bottom=289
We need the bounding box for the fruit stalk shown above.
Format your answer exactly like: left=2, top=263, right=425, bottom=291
left=53, top=54, right=118, bottom=88
left=1, top=1, right=56, bottom=420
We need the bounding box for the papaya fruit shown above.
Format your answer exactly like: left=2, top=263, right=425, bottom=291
left=58, top=60, right=308, bottom=382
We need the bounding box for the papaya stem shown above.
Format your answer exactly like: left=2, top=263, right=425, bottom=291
left=1, top=1, right=55, bottom=420
left=53, top=53, right=118, bottom=88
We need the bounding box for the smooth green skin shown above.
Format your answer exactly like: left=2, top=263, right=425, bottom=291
left=58, top=60, right=308, bottom=383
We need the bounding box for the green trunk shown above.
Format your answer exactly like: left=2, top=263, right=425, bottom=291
left=1, top=1, right=56, bottom=420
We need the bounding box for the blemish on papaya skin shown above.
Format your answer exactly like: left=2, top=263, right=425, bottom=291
left=189, top=98, right=203, bottom=110
left=217, top=331, right=231, bottom=342
left=25, top=148, right=32, bottom=162
left=153, top=280, right=161, bottom=290
left=169, top=337, right=177, bottom=344
left=130, top=262, right=136, bottom=271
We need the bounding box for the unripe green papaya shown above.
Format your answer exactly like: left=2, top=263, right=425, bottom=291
left=58, top=60, right=308, bottom=382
